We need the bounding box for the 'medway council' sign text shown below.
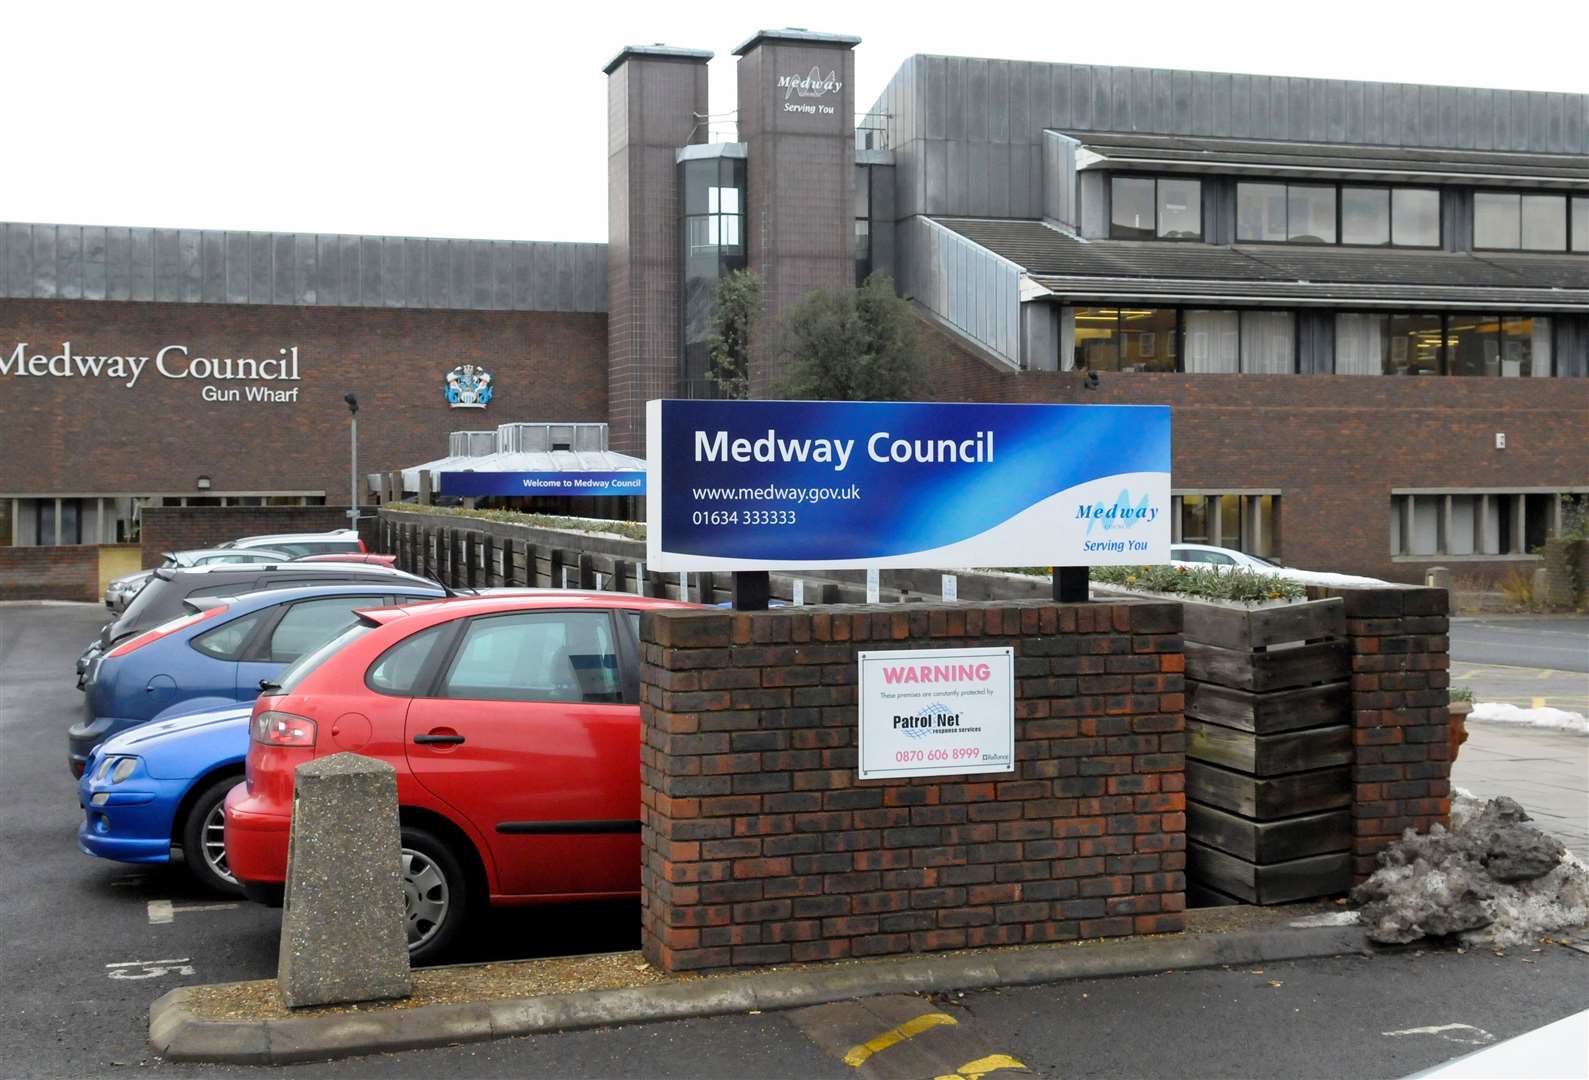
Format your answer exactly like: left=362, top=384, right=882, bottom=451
left=4, top=341, right=303, bottom=402
left=645, top=399, right=1171, bottom=571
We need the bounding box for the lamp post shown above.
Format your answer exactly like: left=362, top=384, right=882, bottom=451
left=344, top=393, right=359, bottom=523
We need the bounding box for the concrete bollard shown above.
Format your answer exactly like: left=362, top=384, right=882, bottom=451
left=277, top=753, right=411, bottom=1009
left=1424, top=566, right=1450, bottom=590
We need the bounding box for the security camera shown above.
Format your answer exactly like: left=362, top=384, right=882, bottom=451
left=344, top=392, right=359, bottom=414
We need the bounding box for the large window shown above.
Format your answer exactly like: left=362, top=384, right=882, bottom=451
left=1239, top=182, right=1439, bottom=247
left=1574, top=197, right=1589, bottom=253
left=1110, top=177, right=1202, bottom=240
left=679, top=156, right=747, bottom=399
left=1474, top=192, right=1568, bottom=252
left=855, top=165, right=873, bottom=285
left=1335, top=313, right=1552, bottom=376
left=1390, top=491, right=1582, bottom=559
left=1173, top=492, right=1280, bottom=559
left=1070, top=308, right=1178, bottom=371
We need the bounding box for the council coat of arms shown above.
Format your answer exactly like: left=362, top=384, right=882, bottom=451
left=444, top=364, right=493, bottom=408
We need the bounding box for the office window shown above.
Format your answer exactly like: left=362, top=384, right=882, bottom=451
left=1476, top=192, right=1567, bottom=251
left=679, top=156, right=747, bottom=399
left=1184, top=310, right=1240, bottom=373
left=1385, top=313, right=1444, bottom=375
left=1342, top=187, right=1390, bottom=246
left=1521, top=195, right=1567, bottom=251
left=1236, top=183, right=1287, bottom=242
left=1334, top=313, right=1385, bottom=375
left=855, top=165, right=874, bottom=284
left=1110, top=177, right=1156, bottom=240
left=1240, top=311, right=1294, bottom=373
left=1111, top=177, right=1202, bottom=240
left=1392, top=189, right=1441, bottom=247
left=1446, top=315, right=1503, bottom=376
left=1573, top=197, right=1589, bottom=253
left=1391, top=491, right=1580, bottom=559
left=1287, top=185, right=1336, bottom=244
left=1069, top=308, right=1178, bottom=372
left=1173, top=492, right=1280, bottom=558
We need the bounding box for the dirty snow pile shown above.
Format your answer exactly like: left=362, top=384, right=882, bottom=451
left=1352, top=794, right=1589, bottom=947
left=1469, top=702, right=1589, bottom=735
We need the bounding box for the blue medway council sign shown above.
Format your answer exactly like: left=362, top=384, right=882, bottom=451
left=438, top=471, right=645, bottom=497
left=645, top=399, right=1171, bottom=571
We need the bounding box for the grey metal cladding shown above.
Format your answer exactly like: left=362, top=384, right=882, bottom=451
left=2, top=222, right=606, bottom=311
left=83, top=225, right=107, bottom=301
left=57, top=224, right=82, bottom=300
left=32, top=225, right=57, bottom=300
left=180, top=230, right=203, bottom=303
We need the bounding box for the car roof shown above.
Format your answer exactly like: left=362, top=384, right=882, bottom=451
left=158, top=561, right=411, bottom=579
left=172, top=547, right=291, bottom=560
left=193, top=580, right=446, bottom=612
left=1171, top=543, right=1243, bottom=554
left=229, top=530, right=359, bottom=545
left=359, top=591, right=700, bottom=626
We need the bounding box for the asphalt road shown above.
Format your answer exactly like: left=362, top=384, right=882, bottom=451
left=3, top=602, right=1586, bottom=1079
left=1449, top=617, right=1589, bottom=673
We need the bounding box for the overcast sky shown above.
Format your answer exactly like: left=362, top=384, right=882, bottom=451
left=9, top=0, right=1586, bottom=243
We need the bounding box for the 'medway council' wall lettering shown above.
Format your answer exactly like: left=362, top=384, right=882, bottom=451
left=3, top=342, right=302, bottom=402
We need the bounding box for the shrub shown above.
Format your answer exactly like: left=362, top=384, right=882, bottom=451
left=1448, top=686, right=1474, bottom=703
left=1089, top=564, right=1307, bottom=603
left=390, top=503, right=647, bottom=542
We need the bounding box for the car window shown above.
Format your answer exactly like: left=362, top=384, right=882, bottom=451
left=441, top=611, right=621, bottom=704
left=1173, top=549, right=1202, bottom=563
left=265, top=596, right=384, bottom=662
left=624, top=611, right=640, bottom=641
left=268, top=543, right=316, bottom=558
left=1206, top=552, right=1236, bottom=565
left=279, top=624, right=370, bottom=692
left=191, top=609, right=269, bottom=660
left=368, top=624, right=451, bottom=696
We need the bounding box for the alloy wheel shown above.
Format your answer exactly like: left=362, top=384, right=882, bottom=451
left=401, top=847, right=450, bottom=950
left=201, top=802, right=236, bottom=886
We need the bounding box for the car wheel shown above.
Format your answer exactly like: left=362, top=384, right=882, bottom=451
left=180, top=777, right=243, bottom=896
left=401, top=826, right=470, bottom=964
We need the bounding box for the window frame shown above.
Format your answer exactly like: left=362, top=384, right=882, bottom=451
left=1472, top=188, right=1572, bottom=254
left=1236, top=181, right=1442, bottom=249
left=1330, top=309, right=1556, bottom=378
left=1107, top=174, right=1205, bottom=243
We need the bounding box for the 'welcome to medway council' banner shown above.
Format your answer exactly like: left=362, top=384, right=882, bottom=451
left=646, top=399, right=1170, bottom=571
left=438, top=471, right=645, bottom=497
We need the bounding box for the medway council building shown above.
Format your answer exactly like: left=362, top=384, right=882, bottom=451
left=3, top=29, right=1587, bottom=584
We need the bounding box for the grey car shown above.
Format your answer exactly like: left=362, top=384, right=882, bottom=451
left=102, top=548, right=292, bottom=613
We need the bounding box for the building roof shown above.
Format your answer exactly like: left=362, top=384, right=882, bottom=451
left=1064, top=132, right=1589, bottom=187
left=929, top=218, right=1589, bottom=311
left=602, top=45, right=713, bottom=76
left=1, top=222, right=607, bottom=313
left=733, top=28, right=861, bottom=55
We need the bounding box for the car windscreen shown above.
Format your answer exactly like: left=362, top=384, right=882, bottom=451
left=277, top=624, right=371, bottom=693
left=107, top=577, right=178, bottom=642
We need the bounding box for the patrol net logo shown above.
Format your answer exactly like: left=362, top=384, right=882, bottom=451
left=892, top=703, right=960, bottom=739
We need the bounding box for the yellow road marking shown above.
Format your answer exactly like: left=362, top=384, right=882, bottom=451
left=934, top=1053, right=1030, bottom=1080
left=843, top=1012, right=959, bottom=1067
left=1538, top=669, right=1556, bottom=679
left=1533, top=696, right=1547, bottom=709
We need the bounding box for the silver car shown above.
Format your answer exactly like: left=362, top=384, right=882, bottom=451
left=102, top=547, right=291, bottom=613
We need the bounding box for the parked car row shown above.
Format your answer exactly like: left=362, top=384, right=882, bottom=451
left=71, top=527, right=696, bottom=964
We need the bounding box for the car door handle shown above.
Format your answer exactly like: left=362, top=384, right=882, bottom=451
left=413, top=734, right=465, bottom=745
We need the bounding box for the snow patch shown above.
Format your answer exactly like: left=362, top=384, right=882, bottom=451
left=1470, top=702, right=1589, bottom=735
left=1288, top=910, right=1362, bottom=928
left=1353, top=796, right=1589, bottom=947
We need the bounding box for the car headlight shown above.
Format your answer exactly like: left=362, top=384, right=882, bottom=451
left=110, top=758, right=137, bottom=783
left=94, top=756, right=116, bottom=781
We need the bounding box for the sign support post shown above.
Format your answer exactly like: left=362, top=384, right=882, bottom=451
left=733, top=571, right=770, bottom=611
left=1053, top=566, right=1088, bottom=603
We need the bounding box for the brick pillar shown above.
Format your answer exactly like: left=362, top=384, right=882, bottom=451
left=638, top=600, right=1187, bottom=974
left=1342, top=586, right=1452, bottom=881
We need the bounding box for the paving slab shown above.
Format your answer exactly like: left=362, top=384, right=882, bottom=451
left=1453, top=722, right=1589, bottom=861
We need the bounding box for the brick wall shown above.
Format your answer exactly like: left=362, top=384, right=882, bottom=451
left=0, top=544, right=100, bottom=601
left=138, top=506, right=362, bottom=567
left=916, top=313, right=1589, bottom=585
left=1334, top=586, right=1453, bottom=881
left=638, top=600, right=1188, bottom=974
left=1, top=299, right=608, bottom=497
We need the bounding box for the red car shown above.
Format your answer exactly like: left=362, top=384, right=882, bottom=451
left=291, top=553, right=397, bottom=567
left=224, top=592, right=695, bottom=961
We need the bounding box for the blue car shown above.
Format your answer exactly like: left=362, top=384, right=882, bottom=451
left=79, top=705, right=253, bottom=892
left=67, top=582, right=444, bottom=778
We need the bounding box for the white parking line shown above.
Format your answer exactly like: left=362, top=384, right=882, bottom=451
left=148, top=900, right=240, bottom=924
left=105, top=957, right=196, bottom=980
